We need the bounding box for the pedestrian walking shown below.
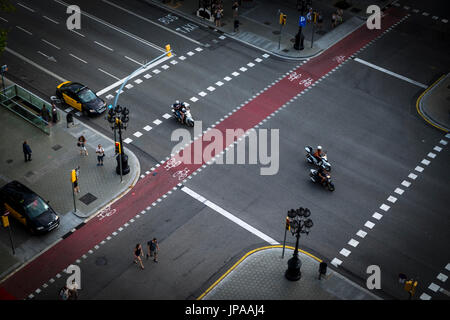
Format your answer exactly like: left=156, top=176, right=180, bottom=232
left=96, top=144, right=105, bottom=166
left=232, top=1, right=239, bottom=18
left=23, top=141, right=32, bottom=162
left=51, top=103, right=58, bottom=124
left=331, top=12, right=337, bottom=28
left=68, top=280, right=78, bottom=300
left=59, top=285, right=70, bottom=300
left=77, top=135, right=88, bottom=156
left=146, top=238, right=159, bottom=263
left=41, top=105, right=50, bottom=123
left=214, top=5, right=223, bottom=27
left=134, top=243, right=145, bottom=269
left=66, top=111, right=74, bottom=128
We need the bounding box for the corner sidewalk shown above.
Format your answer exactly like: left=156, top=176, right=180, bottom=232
left=147, top=0, right=395, bottom=60
left=199, top=246, right=381, bottom=300
left=0, top=77, right=140, bottom=282
left=417, top=73, right=450, bottom=132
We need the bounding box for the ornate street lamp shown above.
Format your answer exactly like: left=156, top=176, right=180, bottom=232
left=285, top=207, right=313, bottom=281
left=107, top=104, right=130, bottom=180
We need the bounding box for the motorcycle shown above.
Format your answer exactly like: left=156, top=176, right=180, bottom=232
left=171, top=105, right=194, bottom=127
left=310, top=169, right=335, bottom=191
left=305, top=146, right=331, bottom=171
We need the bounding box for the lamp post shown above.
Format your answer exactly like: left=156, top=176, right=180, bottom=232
left=285, top=207, right=313, bottom=281
left=107, top=104, right=130, bottom=181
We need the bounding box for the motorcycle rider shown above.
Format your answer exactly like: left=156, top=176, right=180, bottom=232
left=173, top=100, right=182, bottom=122
left=313, top=145, right=324, bottom=163
left=179, top=102, right=188, bottom=124
left=317, top=165, right=329, bottom=185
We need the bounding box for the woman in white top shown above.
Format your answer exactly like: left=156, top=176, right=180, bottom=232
left=96, top=144, right=105, bottom=166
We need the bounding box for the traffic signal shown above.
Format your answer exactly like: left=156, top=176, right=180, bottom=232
left=1, top=215, right=9, bottom=228
left=71, top=169, right=77, bottom=183
left=279, top=13, right=287, bottom=25
left=165, top=44, right=172, bottom=57
left=285, top=217, right=290, bottom=230
left=115, top=142, right=121, bottom=154
left=404, top=280, right=418, bottom=296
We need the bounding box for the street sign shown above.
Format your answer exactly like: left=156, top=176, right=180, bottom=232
left=299, top=16, right=306, bottom=27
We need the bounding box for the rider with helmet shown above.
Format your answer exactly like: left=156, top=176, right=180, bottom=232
left=173, top=100, right=182, bottom=122
left=313, top=145, right=324, bottom=163
left=317, top=165, right=329, bottom=184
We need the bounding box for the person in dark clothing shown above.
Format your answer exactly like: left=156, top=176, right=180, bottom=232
left=51, top=103, right=58, bottom=123
left=23, top=141, right=32, bottom=162
left=41, top=105, right=50, bottom=123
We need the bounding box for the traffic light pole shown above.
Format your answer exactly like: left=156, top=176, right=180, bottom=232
left=118, top=123, right=123, bottom=183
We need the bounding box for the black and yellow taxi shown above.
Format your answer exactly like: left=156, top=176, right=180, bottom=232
left=56, top=81, right=106, bottom=115
left=0, top=181, right=60, bottom=234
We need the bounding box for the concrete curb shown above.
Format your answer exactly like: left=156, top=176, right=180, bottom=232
left=416, top=73, right=449, bottom=133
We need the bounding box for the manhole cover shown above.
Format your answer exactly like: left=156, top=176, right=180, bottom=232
left=25, top=171, right=34, bottom=178
left=52, top=144, right=62, bottom=151
left=273, top=30, right=280, bottom=35
left=79, top=193, right=97, bottom=206
left=264, top=21, right=271, bottom=25
left=6, top=159, right=13, bottom=164
left=95, top=257, right=107, bottom=266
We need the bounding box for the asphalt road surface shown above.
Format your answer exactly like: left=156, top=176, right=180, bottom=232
left=0, top=0, right=449, bottom=300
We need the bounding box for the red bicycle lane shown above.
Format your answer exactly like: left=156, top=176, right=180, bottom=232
left=0, top=8, right=406, bottom=300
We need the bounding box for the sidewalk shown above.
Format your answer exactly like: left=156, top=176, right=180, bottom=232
left=0, top=77, right=140, bottom=281
left=147, top=0, right=395, bottom=59
left=417, top=73, right=450, bottom=132
left=199, top=246, right=381, bottom=300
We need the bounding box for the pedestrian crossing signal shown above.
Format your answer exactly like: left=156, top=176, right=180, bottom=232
left=165, top=44, right=172, bottom=57
left=115, top=142, right=121, bottom=154
left=279, top=14, right=287, bottom=25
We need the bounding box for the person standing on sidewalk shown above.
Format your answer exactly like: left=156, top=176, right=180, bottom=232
left=96, top=144, right=105, bottom=166
left=134, top=243, right=145, bottom=269
left=147, top=238, right=159, bottom=263
left=78, top=135, right=88, bottom=156
left=23, top=141, right=32, bottom=162
left=51, top=103, right=58, bottom=124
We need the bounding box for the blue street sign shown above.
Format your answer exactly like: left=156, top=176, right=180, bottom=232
left=299, top=16, right=306, bottom=27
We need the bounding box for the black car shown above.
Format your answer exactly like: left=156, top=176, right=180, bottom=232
left=0, top=181, right=60, bottom=234
left=56, top=81, right=106, bottom=115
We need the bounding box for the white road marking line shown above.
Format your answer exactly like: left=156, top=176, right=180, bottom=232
left=4, top=47, right=67, bottom=82
left=356, top=230, right=367, bottom=238
left=420, top=293, right=431, bottom=300
left=439, top=139, right=447, bottom=145
left=428, top=283, right=440, bottom=292
left=348, top=239, right=359, bottom=247
left=224, top=76, right=232, bottom=81
left=422, top=12, right=429, bottom=16
left=37, top=51, right=51, bottom=59
left=125, top=55, right=144, bottom=66
left=442, top=19, right=448, bottom=23
left=190, top=97, right=198, bottom=102
left=161, top=64, right=169, bottom=70
left=162, top=113, right=171, bottom=119
left=43, top=15, right=59, bottom=24
left=219, top=35, right=226, bottom=40
left=380, top=204, right=390, bottom=211
left=403, top=6, right=410, bottom=10
left=133, top=131, right=143, bottom=138
left=17, top=2, right=35, bottom=12
left=415, top=166, right=424, bottom=172
left=364, top=221, right=375, bottom=229
left=153, top=119, right=162, bottom=125
left=232, top=71, right=240, bottom=76
left=35, top=288, right=41, bottom=294
left=98, top=68, right=121, bottom=80
left=372, top=212, right=383, bottom=220
left=125, top=84, right=133, bottom=89
left=412, top=9, right=419, bottom=13
left=182, top=186, right=279, bottom=245
left=353, top=58, right=427, bottom=88
left=0, top=17, right=8, bottom=22
left=179, top=56, right=186, bottom=60
left=421, top=159, right=431, bottom=166
left=207, top=86, right=215, bottom=92
left=340, top=248, right=351, bottom=257
left=144, top=74, right=152, bottom=79
left=134, top=79, right=143, bottom=84
left=394, top=188, right=404, bottom=195
left=247, top=62, right=255, bottom=67
left=239, top=67, right=248, bottom=72
left=387, top=196, right=397, bottom=203
left=42, top=39, right=61, bottom=50
left=184, top=102, right=190, bottom=107
left=70, top=30, right=85, bottom=37
left=437, top=273, right=448, bottom=282
left=199, top=91, right=207, bottom=97
left=123, top=138, right=133, bottom=144
left=42, top=283, right=48, bottom=288
left=255, top=58, right=263, bottom=63
left=262, top=53, right=270, bottom=58
left=105, top=94, right=114, bottom=99
left=446, top=263, right=450, bottom=271
left=331, top=258, right=342, bottom=267
left=69, top=53, right=88, bottom=64
left=433, top=146, right=442, bottom=152
left=195, top=47, right=203, bottom=52
left=153, top=69, right=161, bottom=74
left=432, top=16, right=438, bottom=20
left=16, top=26, right=32, bottom=35
left=170, top=60, right=178, bottom=65
left=94, top=41, right=114, bottom=51
left=187, top=51, right=194, bottom=56
left=408, top=173, right=417, bottom=180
